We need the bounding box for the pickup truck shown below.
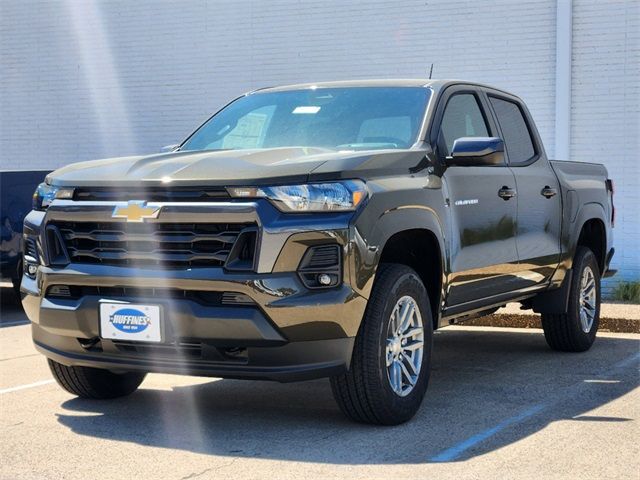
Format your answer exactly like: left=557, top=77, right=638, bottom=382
left=22, top=80, right=615, bottom=425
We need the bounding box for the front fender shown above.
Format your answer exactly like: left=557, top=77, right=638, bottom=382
left=349, top=204, right=447, bottom=299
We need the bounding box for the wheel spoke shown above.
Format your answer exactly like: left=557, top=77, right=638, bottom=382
left=402, top=304, right=416, bottom=334
left=401, top=327, right=423, bottom=340
left=390, top=305, right=400, bottom=334
left=580, top=309, right=590, bottom=331
left=401, top=353, right=419, bottom=376
left=396, top=302, right=413, bottom=335
left=403, top=339, right=424, bottom=351
left=399, top=359, right=416, bottom=387
left=583, top=283, right=595, bottom=296
left=392, top=361, right=402, bottom=393
left=386, top=342, right=395, bottom=367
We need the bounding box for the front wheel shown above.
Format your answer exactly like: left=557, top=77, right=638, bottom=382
left=330, top=263, right=433, bottom=425
left=541, top=246, right=601, bottom=352
left=48, top=359, right=146, bottom=399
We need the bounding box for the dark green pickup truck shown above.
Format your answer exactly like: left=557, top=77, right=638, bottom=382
left=22, top=80, right=615, bottom=424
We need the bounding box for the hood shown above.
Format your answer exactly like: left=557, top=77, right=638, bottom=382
left=47, top=147, right=428, bottom=187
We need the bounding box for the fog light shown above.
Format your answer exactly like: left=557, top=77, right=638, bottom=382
left=26, top=263, right=38, bottom=277
left=318, top=273, right=332, bottom=286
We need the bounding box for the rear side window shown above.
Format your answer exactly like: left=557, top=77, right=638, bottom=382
left=489, top=97, right=535, bottom=164
left=439, top=94, right=489, bottom=156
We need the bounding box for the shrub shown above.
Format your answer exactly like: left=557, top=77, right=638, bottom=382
left=612, top=282, right=640, bottom=303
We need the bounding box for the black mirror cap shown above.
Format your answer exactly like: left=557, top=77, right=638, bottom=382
left=446, top=137, right=505, bottom=166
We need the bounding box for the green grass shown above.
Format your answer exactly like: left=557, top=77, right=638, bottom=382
left=612, top=282, right=640, bottom=303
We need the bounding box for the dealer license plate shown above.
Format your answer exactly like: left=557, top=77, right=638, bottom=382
left=99, top=303, right=162, bottom=343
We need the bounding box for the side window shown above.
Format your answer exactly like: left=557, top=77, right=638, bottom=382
left=439, top=94, right=489, bottom=156
left=489, top=97, right=535, bottom=164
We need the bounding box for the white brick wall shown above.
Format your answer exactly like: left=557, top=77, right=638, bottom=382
left=571, top=0, right=639, bottom=290
left=0, top=0, right=637, bottom=288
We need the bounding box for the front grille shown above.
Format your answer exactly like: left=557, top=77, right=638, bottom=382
left=50, top=221, right=254, bottom=268
left=73, top=186, right=230, bottom=202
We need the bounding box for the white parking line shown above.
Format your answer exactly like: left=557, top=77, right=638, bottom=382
left=0, top=379, right=54, bottom=394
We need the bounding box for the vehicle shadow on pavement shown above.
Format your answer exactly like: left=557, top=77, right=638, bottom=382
left=56, top=328, right=640, bottom=464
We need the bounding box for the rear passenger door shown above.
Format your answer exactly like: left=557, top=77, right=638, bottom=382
left=486, top=91, right=562, bottom=286
left=436, top=87, right=521, bottom=307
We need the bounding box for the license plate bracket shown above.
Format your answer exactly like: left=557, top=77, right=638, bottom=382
left=99, top=303, right=162, bottom=343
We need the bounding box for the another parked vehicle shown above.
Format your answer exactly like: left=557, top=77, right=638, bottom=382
left=0, top=170, right=49, bottom=298
left=22, top=80, right=615, bottom=424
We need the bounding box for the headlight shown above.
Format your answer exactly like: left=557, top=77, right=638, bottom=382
left=32, top=183, right=74, bottom=210
left=227, top=180, right=367, bottom=212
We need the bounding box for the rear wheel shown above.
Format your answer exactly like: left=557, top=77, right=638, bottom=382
left=541, top=246, right=600, bottom=352
left=330, top=263, right=433, bottom=425
left=48, top=359, right=146, bottom=399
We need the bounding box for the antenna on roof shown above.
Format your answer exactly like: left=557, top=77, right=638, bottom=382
left=428, top=63, right=434, bottom=80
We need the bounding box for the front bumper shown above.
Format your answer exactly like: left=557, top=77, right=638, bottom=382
left=33, top=328, right=354, bottom=382
left=21, top=198, right=368, bottom=381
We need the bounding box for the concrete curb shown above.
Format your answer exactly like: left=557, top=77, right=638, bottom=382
left=464, top=303, right=640, bottom=334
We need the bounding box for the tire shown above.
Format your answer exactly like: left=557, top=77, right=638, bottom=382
left=48, top=359, right=146, bottom=399
left=330, top=263, right=433, bottom=425
left=541, top=246, right=601, bottom=352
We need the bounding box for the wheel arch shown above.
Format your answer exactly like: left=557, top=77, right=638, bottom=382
left=576, top=218, right=606, bottom=274
left=570, top=203, right=608, bottom=274
left=378, top=228, right=443, bottom=329
left=533, top=204, right=607, bottom=315
left=357, top=207, right=446, bottom=330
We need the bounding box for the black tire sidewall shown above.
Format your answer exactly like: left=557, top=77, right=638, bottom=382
left=369, top=265, right=433, bottom=421
left=48, top=359, right=146, bottom=399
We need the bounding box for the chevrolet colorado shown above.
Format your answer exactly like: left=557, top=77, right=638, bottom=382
left=22, top=80, right=615, bottom=425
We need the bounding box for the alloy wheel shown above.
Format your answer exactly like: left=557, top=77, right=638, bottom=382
left=579, top=265, right=597, bottom=333
left=385, top=295, right=424, bottom=397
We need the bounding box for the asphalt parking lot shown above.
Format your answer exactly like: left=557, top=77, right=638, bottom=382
left=1, top=289, right=639, bottom=480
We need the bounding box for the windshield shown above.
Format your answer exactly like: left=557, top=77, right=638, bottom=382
left=181, top=87, right=430, bottom=152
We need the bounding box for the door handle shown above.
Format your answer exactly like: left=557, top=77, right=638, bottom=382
left=498, top=186, right=517, bottom=200
left=541, top=186, right=557, bottom=198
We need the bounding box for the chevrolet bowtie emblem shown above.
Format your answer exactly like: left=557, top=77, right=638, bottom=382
left=112, top=201, right=161, bottom=222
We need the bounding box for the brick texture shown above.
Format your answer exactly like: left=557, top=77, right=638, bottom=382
left=0, top=0, right=637, bottom=287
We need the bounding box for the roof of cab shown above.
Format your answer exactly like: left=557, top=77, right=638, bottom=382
left=252, top=79, right=447, bottom=92
left=251, top=79, right=516, bottom=98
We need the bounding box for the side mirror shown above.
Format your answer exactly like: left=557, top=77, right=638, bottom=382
left=445, top=137, right=505, bottom=166
left=161, top=144, right=179, bottom=153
